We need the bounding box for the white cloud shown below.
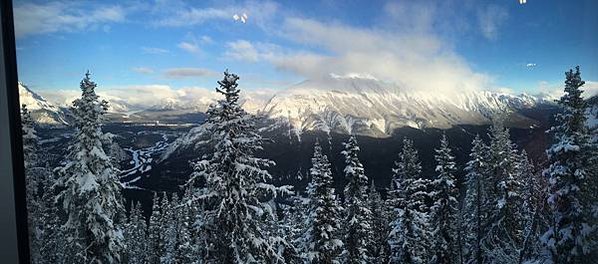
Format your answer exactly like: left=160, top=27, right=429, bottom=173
left=177, top=41, right=201, bottom=54
left=14, top=2, right=126, bottom=38
left=534, top=80, right=598, bottom=99
left=225, top=40, right=260, bottom=62
left=477, top=5, right=509, bottom=40
left=156, top=7, right=230, bottom=27
left=39, top=84, right=274, bottom=113
left=40, top=85, right=214, bottom=111
left=225, top=16, right=492, bottom=94
left=153, top=0, right=279, bottom=28
left=141, top=46, right=170, bottom=54
left=585, top=81, right=598, bottom=98
left=131, top=67, right=154, bottom=74
left=200, top=35, right=214, bottom=44
left=163, top=68, right=217, bottom=78
left=224, top=40, right=282, bottom=63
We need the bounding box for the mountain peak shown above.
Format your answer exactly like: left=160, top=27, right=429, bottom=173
left=19, top=82, right=58, bottom=111
left=263, top=77, right=542, bottom=137
left=18, top=82, right=69, bottom=125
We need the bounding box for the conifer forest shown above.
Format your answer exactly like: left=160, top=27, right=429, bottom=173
left=21, top=68, right=597, bottom=263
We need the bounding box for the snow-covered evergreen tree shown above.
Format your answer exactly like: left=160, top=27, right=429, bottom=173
left=147, top=192, right=164, bottom=264
left=158, top=192, right=171, bottom=261
left=341, top=136, right=372, bottom=264
left=542, top=66, right=596, bottom=263
left=187, top=70, right=287, bottom=263
left=299, top=140, right=343, bottom=264
left=37, top=165, right=64, bottom=264
left=388, top=138, right=433, bottom=264
left=21, top=104, right=43, bottom=262
left=177, top=186, right=198, bottom=263
left=21, top=104, right=40, bottom=196
left=162, top=193, right=180, bottom=264
left=483, top=120, right=525, bottom=263
left=22, top=106, right=61, bottom=264
left=125, top=202, right=148, bottom=264
left=367, top=180, right=388, bottom=263
left=21, top=104, right=62, bottom=263
left=55, top=71, right=125, bottom=263
left=430, top=134, right=460, bottom=263
left=517, top=150, right=549, bottom=263
left=463, top=134, right=489, bottom=264
left=273, top=200, right=301, bottom=264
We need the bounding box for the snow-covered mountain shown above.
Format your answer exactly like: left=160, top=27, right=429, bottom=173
left=21, top=76, right=547, bottom=132
left=160, top=76, right=548, bottom=160
left=260, top=76, right=540, bottom=137
left=18, top=82, right=70, bottom=125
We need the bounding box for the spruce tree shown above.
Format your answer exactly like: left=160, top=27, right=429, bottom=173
left=300, top=140, right=343, bottom=263
left=517, top=150, right=547, bottom=263
left=430, top=134, right=460, bottom=263
left=187, top=70, right=286, bottom=263
left=125, top=202, right=148, bottom=264
left=162, top=193, right=180, bottom=264
left=341, top=136, right=372, bottom=264
left=21, top=104, right=42, bottom=262
left=159, top=192, right=171, bottom=260
left=273, top=200, right=301, bottom=264
left=388, top=138, right=433, bottom=263
left=22, top=107, right=61, bottom=264
left=177, top=186, right=198, bottom=263
left=383, top=168, right=401, bottom=264
left=37, top=162, right=63, bottom=264
left=367, top=180, right=388, bottom=263
left=463, top=134, right=489, bottom=263
left=147, top=192, right=163, bottom=264
left=55, top=71, right=125, bottom=263
left=484, top=120, right=525, bottom=263
left=542, top=66, right=596, bottom=263
left=21, top=104, right=39, bottom=201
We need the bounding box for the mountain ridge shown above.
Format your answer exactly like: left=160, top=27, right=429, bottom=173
left=18, top=82, right=70, bottom=125
left=21, top=77, right=553, bottom=132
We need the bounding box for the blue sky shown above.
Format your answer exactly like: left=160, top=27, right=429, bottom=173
left=13, top=0, right=598, bottom=99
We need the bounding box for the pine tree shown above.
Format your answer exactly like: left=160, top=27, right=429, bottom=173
left=463, top=134, right=489, bottom=263
left=430, top=134, right=460, bottom=263
left=585, top=96, right=598, bottom=261
left=517, top=150, right=548, bottom=263
left=159, top=192, right=171, bottom=261
left=299, top=140, right=343, bottom=264
left=341, top=136, right=372, bottom=264
left=187, top=70, right=286, bottom=263
left=147, top=192, right=163, bottom=264
left=21, top=104, right=40, bottom=198
left=37, top=163, right=64, bottom=264
left=288, top=191, right=312, bottom=263
left=484, top=120, right=525, bottom=263
left=21, top=104, right=43, bottom=262
left=367, top=180, right=388, bottom=263
left=388, top=138, right=433, bottom=264
left=383, top=168, right=401, bottom=264
left=22, top=108, right=63, bottom=263
left=177, top=186, right=198, bottom=263
left=162, top=193, right=180, bottom=264
left=542, top=66, right=596, bottom=263
left=55, top=71, right=125, bottom=263
left=125, top=202, right=148, bottom=264
left=273, top=200, right=302, bottom=264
